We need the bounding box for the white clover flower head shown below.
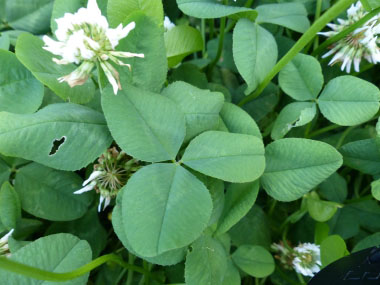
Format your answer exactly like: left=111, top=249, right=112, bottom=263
left=164, top=16, right=175, bottom=32
left=43, top=0, right=144, bottom=94
left=292, top=243, right=321, bottom=277
left=0, top=229, right=14, bottom=257
left=319, top=1, right=380, bottom=73
left=73, top=147, right=140, bottom=212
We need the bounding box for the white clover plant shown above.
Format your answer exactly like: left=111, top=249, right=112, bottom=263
left=0, top=0, right=380, bottom=284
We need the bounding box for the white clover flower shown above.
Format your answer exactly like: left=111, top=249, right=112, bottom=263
left=292, top=243, right=321, bottom=277
left=164, top=16, right=175, bottom=32
left=319, top=1, right=380, bottom=73
left=43, top=0, right=144, bottom=94
left=0, top=229, right=14, bottom=257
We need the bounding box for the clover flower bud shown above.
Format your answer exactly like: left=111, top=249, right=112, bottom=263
left=73, top=147, right=141, bottom=212
left=42, top=0, right=144, bottom=94
left=319, top=1, right=380, bottom=73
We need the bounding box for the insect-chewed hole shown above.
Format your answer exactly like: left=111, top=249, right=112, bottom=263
left=49, top=136, right=66, bottom=156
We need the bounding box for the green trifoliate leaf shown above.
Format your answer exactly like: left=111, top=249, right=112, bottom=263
left=233, top=19, right=277, bottom=95
left=371, top=179, right=380, bottom=201
left=271, top=102, right=317, bottom=140
left=222, top=260, right=241, bottom=285
left=0, top=34, right=10, bottom=50
left=122, top=163, right=212, bottom=257
left=0, top=103, right=112, bottom=171
left=0, top=182, right=21, bottom=230
left=0, top=233, right=92, bottom=285
left=262, top=138, right=343, bottom=202
left=4, top=0, right=54, bottom=34
left=45, top=208, right=107, bottom=258
left=176, top=0, right=257, bottom=20
left=229, top=205, right=271, bottom=248
left=0, top=158, right=11, bottom=188
left=353, top=232, right=380, bottom=252
left=220, top=102, right=262, bottom=138
left=340, top=139, right=380, bottom=176
left=232, top=245, right=275, bottom=278
left=320, top=235, right=347, bottom=267
left=15, top=163, right=92, bottom=221
left=165, top=25, right=203, bottom=68
left=216, top=181, right=259, bottom=235
left=256, top=3, right=310, bottom=33
left=182, top=131, right=265, bottom=183
left=185, top=235, right=228, bottom=285
left=116, top=12, right=168, bottom=93
left=162, top=81, right=224, bottom=142
left=107, top=0, right=164, bottom=27
left=102, top=84, right=186, bottom=162
left=0, top=49, right=43, bottom=114
left=319, top=172, right=348, bottom=203
left=306, top=192, right=340, bottom=222
left=279, top=53, right=323, bottom=101
left=318, top=76, right=380, bottom=126
left=112, top=192, right=186, bottom=265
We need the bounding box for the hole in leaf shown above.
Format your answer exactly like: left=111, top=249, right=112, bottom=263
left=49, top=136, right=66, bottom=156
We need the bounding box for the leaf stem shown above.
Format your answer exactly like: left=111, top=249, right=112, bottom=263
left=207, top=4, right=227, bottom=78
left=201, top=19, right=206, bottom=57
left=307, top=124, right=342, bottom=138
left=0, top=254, right=154, bottom=282
left=313, top=0, right=324, bottom=51
left=335, top=126, right=356, bottom=149
left=126, top=253, right=136, bottom=285
left=296, top=272, right=306, bottom=284
left=238, top=0, right=357, bottom=106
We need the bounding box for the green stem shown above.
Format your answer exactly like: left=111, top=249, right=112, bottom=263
left=335, top=126, right=356, bottom=149
left=354, top=173, right=363, bottom=198
left=0, top=254, right=154, bottom=282
left=238, top=0, right=356, bottom=107
left=312, top=6, right=380, bottom=56
left=126, top=253, right=136, bottom=285
left=307, top=124, right=342, bottom=138
left=114, top=268, right=127, bottom=285
left=143, top=260, right=150, bottom=285
left=201, top=19, right=206, bottom=57
left=296, top=272, right=306, bottom=285
left=268, top=199, right=277, bottom=217
left=359, top=183, right=371, bottom=196
left=208, top=19, right=215, bottom=40
left=313, top=0, right=323, bottom=51
left=207, top=5, right=227, bottom=78
left=260, top=277, right=267, bottom=285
